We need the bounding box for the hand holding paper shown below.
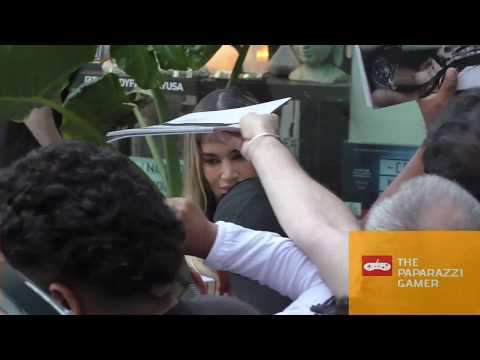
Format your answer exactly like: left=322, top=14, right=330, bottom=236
left=213, top=112, right=280, bottom=160
left=106, top=97, right=291, bottom=143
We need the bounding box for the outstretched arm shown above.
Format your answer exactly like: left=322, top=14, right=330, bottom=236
left=166, top=198, right=332, bottom=313
left=208, top=68, right=458, bottom=297
left=215, top=116, right=358, bottom=297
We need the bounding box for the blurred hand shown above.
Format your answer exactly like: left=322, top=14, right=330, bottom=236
left=417, top=67, right=458, bottom=124
left=371, top=68, right=458, bottom=126
left=165, top=198, right=218, bottom=259
left=239, top=112, right=279, bottom=139
left=214, top=113, right=280, bottom=160
left=371, top=88, right=420, bottom=108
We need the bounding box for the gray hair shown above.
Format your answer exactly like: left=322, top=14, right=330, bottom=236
left=365, top=175, right=480, bottom=230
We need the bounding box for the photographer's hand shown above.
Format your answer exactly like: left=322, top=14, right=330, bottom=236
left=165, top=198, right=218, bottom=259
left=417, top=68, right=458, bottom=124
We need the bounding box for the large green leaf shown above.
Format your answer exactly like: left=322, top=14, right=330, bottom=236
left=110, top=45, right=165, bottom=90
left=0, top=45, right=97, bottom=122
left=62, top=73, right=135, bottom=145
left=152, top=45, right=221, bottom=71
left=103, top=45, right=221, bottom=197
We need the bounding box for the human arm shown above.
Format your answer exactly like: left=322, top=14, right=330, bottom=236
left=24, top=107, right=62, bottom=146
left=205, top=221, right=332, bottom=305
left=166, top=198, right=332, bottom=313
left=215, top=116, right=356, bottom=297
left=208, top=67, right=458, bottom=297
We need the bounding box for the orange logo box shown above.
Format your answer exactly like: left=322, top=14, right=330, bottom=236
left=349, top=231, right=480, bottom=315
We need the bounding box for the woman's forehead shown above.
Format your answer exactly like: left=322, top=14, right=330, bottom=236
left=200, top=136, right=237, bottom=153
left=200, top=133, right=225, bottom=144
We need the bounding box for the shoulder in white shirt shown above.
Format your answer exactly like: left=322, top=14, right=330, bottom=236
left=205, top=221, right=333, bottom=315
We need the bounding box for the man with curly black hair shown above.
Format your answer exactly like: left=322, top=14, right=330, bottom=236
left=0, top=141, right=258, bottom=314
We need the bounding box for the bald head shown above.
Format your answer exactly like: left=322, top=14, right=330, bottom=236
left=366, top=175, right=480, bottom=231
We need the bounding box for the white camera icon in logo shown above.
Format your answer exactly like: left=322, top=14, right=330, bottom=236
left=363, top=259, right=391, bottom=272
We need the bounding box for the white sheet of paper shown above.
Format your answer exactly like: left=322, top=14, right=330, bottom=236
left=165, top=97, right=292, bottom=125
left=107, top=124, right=240, bottom=143
left=106, top=97, right=292, bottom=143
left=354, top=45, right=375, bottom=108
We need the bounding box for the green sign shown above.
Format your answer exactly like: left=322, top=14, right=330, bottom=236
left=130, top=156, right=184, bottom=196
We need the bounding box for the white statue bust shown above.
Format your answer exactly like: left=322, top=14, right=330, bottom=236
left=289, top=45, right=350, bottom=84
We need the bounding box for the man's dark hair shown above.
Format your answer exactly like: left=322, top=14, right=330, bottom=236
left=0, top=141, right=184, bottom=303
left=423, top=88, right=480, bottom=201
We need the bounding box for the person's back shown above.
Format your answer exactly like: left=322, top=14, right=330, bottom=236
left=214, top=178, right=292, bottom=313
left=167, top=295, right=257, bottom=315
left=0, top=141, right=257, bottom=315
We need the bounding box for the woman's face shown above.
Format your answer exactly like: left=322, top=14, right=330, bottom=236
left=200, top=136, right=257, bottom=200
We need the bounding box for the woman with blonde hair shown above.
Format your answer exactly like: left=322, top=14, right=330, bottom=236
left=183, top=88, right=259, bottom=295
left=182, top=88, right=293, bottom=313
left=184, top=88, right=259, bottom=216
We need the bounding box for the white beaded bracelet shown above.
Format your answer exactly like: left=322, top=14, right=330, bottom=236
left=246, top=132, right=281, bottom=159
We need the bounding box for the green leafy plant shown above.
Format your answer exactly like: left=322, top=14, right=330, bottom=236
left=0, top=45, right=97, bottom=122
left=0, top=45, right=104, bottom=147
left=0, top=45, right=250, bottom=197
left=108, top=45, right=222, bottom=196
left=62, top=73, right=135, bottom=144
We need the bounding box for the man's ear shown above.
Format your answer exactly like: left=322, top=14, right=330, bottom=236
left=332, top=45, right=345, bottom=67
left=48, top=282, right=83, bottom=315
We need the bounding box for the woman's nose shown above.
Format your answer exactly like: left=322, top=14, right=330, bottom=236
left=220, top=162, right=239, bottom=181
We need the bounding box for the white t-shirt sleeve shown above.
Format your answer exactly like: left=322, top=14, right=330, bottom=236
left=205, top=221, right=332, bottom=315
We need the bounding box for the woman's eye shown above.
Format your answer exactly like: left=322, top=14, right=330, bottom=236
left=231, top=152, right=246, bottom=161
left=203, top=158, right=220, bottom=166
